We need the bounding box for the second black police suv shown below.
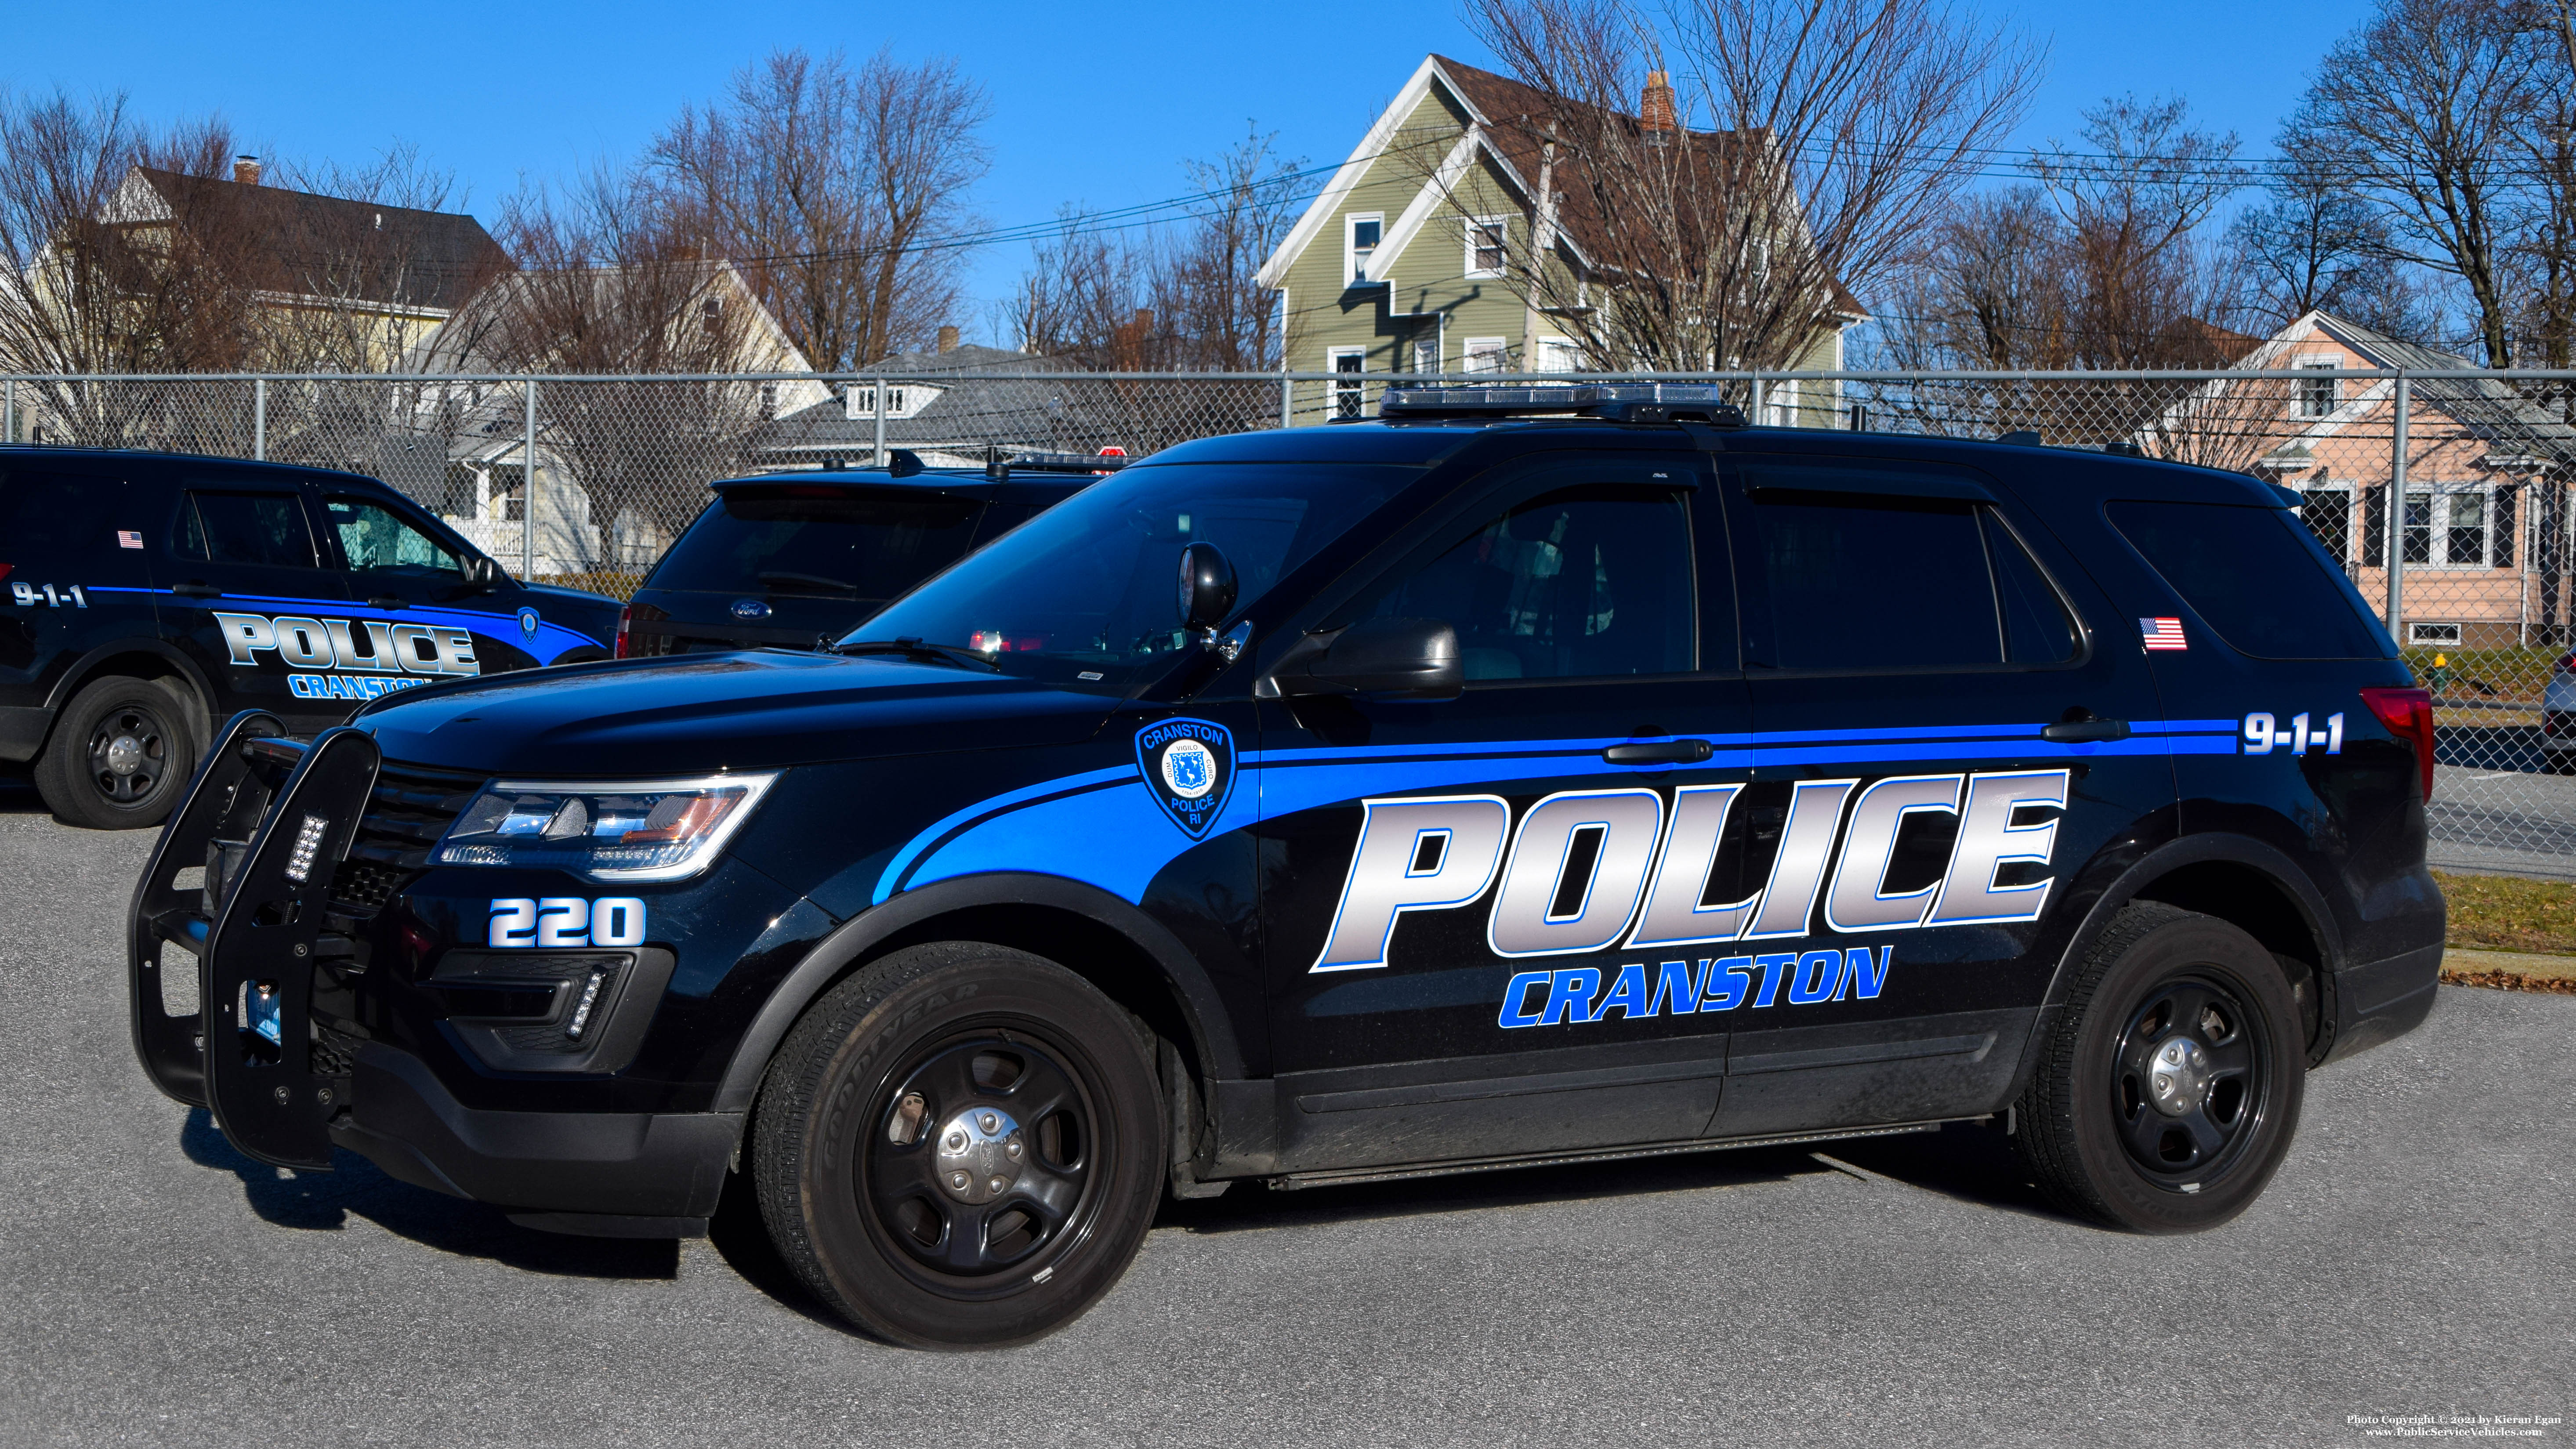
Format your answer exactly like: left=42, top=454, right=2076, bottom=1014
left=130, top=386, right=2444, bottom=1348
left=3, top=449, right=619, bottom=829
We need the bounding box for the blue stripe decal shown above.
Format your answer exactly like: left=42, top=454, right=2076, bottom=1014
left=876, top=722, right=2221, bottom=910
left=872, top=763, right=1141, bottom=905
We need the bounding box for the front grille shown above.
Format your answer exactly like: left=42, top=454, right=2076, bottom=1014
left=310, top=1022, right=362, bottom=1078
left=326, top=761, right=485, bottom=915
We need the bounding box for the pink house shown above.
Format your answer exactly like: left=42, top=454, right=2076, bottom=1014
left=2168, top=312, right=2576, bottom=652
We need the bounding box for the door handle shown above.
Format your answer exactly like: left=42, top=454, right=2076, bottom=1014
left=171, top=580, right=222, bottom=598
left=1604, top=738, right=1714, bottom=764
left=2041, top=717, right=2131, bottom=743
left=367, top=596, right=406, bottom=611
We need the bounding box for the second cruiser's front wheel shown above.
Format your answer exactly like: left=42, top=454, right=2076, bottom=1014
left=753, top=942, right=1166, bottom=1349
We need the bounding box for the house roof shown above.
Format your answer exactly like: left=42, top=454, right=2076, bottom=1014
left=114, top=167, right=508, bottom=312
left=749, top=345, right=1098, bottom=461
left=1259, top=54, right=1863, bottom=321
left=2311, top=312, right=2576, bottom=467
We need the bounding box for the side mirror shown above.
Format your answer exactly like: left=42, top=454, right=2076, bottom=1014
left=1177, top=542, right=1237, bottom=634
left=1274, top=616, right=1462, bottom=700
left=463, top=556, right=500, bottom=590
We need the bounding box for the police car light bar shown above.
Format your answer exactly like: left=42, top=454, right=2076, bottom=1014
left=985, top=446, right=1134, bottom=480
left=1373, top=382, right=1747, bottom=427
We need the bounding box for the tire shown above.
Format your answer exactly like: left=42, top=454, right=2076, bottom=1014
left=2014, top=902, right=2305, bottom=1233
left=752, top=942, right=1166, bottom=1348
left=33, top=676, right=201, bottom=830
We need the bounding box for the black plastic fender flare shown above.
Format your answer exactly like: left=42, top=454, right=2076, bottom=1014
left=1998, top=831, right=2349, bottom=1105
left=711, top=871, right=1251, bottom=1115
left=41, top=635, right=221, bottom=727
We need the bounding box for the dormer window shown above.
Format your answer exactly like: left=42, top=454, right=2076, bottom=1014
left=1346, top=214, right=1384, bottom=286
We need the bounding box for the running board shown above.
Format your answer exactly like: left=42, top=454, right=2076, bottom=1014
left=1261, top=1119, right=1956, bottom=1191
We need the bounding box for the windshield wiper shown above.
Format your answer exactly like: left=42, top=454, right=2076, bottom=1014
left=758, top=570, right=859, bottom=596
left=830, top=636, right=1001, bottom=672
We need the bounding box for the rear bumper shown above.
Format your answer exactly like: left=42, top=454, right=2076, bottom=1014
left=330, top=1041, right=740, bottom=1219
left=0, top=703, right=49, bottom=762
left=2320, top=943, right=2442, bottom=1065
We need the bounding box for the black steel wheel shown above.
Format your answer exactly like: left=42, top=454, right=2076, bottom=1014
left=2014, top=902, right=2305, bottom=1232
left=754, top=942, right=1164, bottom=1348
left=2109, top=974, right=2268, bottom=1184
left=34, top=676, right=200, bottom=830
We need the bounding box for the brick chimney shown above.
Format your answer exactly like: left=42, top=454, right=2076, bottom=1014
left=233, top=154, right=261, bottom=186
left=936, top=324, right=960, bottom=353
left=1640, top=72, right=1676, bottom=147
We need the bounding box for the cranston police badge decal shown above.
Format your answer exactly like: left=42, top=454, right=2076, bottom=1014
left=516, top=605, right=541, bottom=642
left=1136, top=717, right=1236, bottom=838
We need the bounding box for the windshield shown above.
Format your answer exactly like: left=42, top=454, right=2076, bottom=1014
left=848, top=461, right=1423, bottom=690
left=649, top=486, right=984, bottom=603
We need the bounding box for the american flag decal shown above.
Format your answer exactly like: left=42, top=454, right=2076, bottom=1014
left=2140, top=617, right=2187, bottom=651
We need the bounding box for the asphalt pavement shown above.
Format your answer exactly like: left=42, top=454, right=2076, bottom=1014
left=0, top=774, right=2567, bottom=1448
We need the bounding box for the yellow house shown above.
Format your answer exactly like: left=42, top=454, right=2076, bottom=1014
left=98, top=156, right=509, bottom=371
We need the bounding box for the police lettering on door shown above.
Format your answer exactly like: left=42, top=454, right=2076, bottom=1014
left=1308, top=768, right=2071, bottom=1029
left=214, top=611, right=478, bottom=700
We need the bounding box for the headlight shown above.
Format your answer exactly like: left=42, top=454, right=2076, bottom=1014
left=433, top=772, right=779, bottom=882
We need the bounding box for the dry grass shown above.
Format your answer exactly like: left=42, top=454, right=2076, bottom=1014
left=2433, top=869, right=2576, bottom=955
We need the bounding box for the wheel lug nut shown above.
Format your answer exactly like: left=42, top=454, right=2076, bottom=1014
left=946, top=1131, right=965, bottom=1149
left=950, top=1171, right=970, bottom=1189
left=1005, top=1140, right=1022, bottom=1159
left=979, top=1112, right=998, bottom=1132
left=988, top=1176, right=1005, bottom=1193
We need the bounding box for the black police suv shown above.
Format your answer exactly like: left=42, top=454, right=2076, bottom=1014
left=617, top=454, right=1099, bottom=659
left=129, top=385, right=2443, bottom=1348
left=1, top=449, right=619, bottom=829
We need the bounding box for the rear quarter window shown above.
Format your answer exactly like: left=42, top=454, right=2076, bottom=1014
left=2106, top=499, right=2392, bottom=659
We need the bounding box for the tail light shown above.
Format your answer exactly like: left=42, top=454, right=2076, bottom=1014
left=2359, top=686, right=2435, bottom=801
left=0, top=563, right=12, bottom=581
left=613, top=605, right=631, bottom=659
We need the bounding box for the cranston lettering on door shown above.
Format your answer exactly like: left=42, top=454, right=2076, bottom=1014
left=1309, top=769, right=2071, bottom=1028
left=213, top=610, right=479, bottom=701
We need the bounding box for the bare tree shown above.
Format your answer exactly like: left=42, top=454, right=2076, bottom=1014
left=1455, top=0, right=2038, bottom=372
left=646, top=47, right=991, bottom=370
left=1010, top=129, right=1306, bottom=371
left=2285, top=0, right=2544, bottom=366
left=2027, top=94, right=2249, bottom=369
left=2227, top=162, right=2402, bottom=330
left=442, top=172, right=774, bottom=559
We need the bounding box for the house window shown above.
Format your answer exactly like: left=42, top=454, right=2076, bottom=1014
left=2409, top=622, right=2463, bottom=646
left=1462, top=337, right=1508, bottom=375
left=1346, top=214, right=1383, bottom=286
left=2402, top=491, right=2433, bottom=565
left=2296, top=360, right=2339, bottom=419
left=1331, top=348, right=1367, bottom=419
left=1465, top=217, right=1508, bottom=279
left=2448, top=489, right=2486, bottom=565
left=2298, top=484, right=2352, bottom=567
left=2403, top=486, right=2508, bottom=567
left=1533, top=337, right=1580, bottom=376
left=1412, top=338, right=1440, bottom=377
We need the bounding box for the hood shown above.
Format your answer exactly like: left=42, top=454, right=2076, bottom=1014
left=355, top=650, right=1116, bottom=776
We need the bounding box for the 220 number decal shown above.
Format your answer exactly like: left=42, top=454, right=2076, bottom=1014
left=487, top=896, right=648, bottom=948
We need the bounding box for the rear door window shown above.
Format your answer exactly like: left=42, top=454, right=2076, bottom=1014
left=648, top=487, right=984, bottom=606
left=2107, top=500, right=2392, bottom=659
left=0, top=468, right=156, bottom=597
left=1732, top=464, right=2078, bottom=671
left=174, top=491, right=323, bottom=570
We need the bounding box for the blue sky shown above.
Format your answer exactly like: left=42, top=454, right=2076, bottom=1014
left=11, top=0, right=2368, bottom=342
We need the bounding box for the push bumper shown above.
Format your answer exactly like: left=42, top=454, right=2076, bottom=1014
left=2321, top=942, right=2442, bottom=1064
left=330, top=1041, right=740, bottom=1222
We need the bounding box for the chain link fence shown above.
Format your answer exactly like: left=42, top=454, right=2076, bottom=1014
left=8, top=365, right=2574, bottom=875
